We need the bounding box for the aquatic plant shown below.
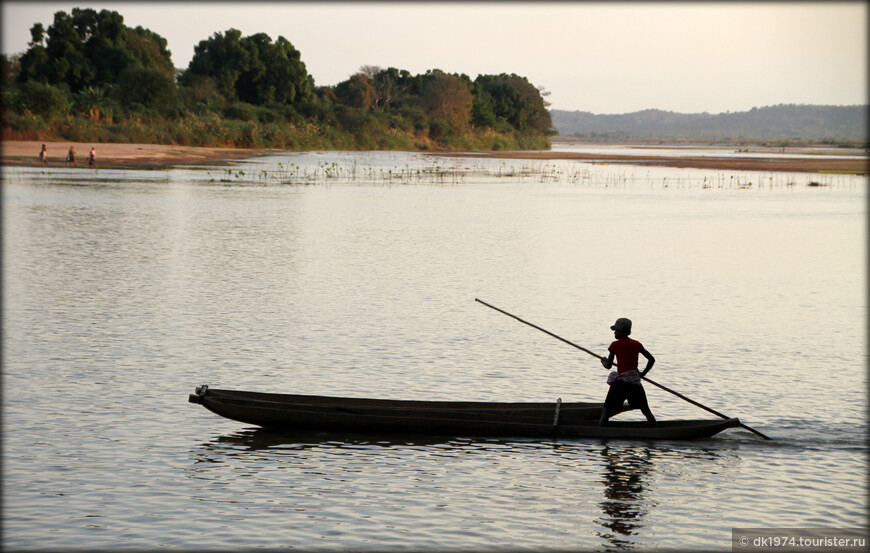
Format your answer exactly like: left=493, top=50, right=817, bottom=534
left=197, top=154, right=858, bottom=191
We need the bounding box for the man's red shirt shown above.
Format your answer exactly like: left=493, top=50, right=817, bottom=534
left=608, top=337, right=644, bottom=373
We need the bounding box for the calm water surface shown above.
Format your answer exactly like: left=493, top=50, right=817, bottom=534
left=2, top=151, right=867, bottom=551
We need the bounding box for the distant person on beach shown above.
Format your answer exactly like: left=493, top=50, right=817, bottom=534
left=39, top=144, right=47, bottom=164
left=599, top=317, right=656, bottom=426
left=66, top=146, right=77, bottom=167
left=89, top=147, right=96, bottom=167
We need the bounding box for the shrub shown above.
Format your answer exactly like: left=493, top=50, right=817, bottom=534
left=223, top=102, right=258, bottom=121
left=115, top=67, right=177, bottom=109
left=14, top=81, right=70, bottom=119
left=376, top=128, right=415, bottom=150
left=57, top=117, right=110, bottom=142
left=335, top=106, right=383, bottom=132
left=254, top=105, right=281, bottom=123
left=7, top=111, right=48, bottom=131
left=428, top=119, right=454, bottom=140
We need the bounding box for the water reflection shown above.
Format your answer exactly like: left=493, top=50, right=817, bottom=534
left=596, top=445, right=655, bottom=550
left=202, top=427, right=459, bottom=452
left=4, top=152, right=867, bottom=551
left=593, top=444, right=739, bottom=551
left=187, top=428, right=536, bottom=469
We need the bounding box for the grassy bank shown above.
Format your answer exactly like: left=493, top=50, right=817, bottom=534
left=2, top=111, right=551, bottom=152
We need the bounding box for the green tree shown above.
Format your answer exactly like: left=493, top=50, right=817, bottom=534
left=16, top=8, right=174, bottom=92
left=73, top=85, right=108, bottom=120
left=371, top=67, right=413, bottom=111
left=473, top=73, right=552, bottom=133
left=16, top=31, right=51, bottom=84
left=42, top=10, right=96, bottom=90
left=14, top=81, right=70, bottom=119
left=179, top=74, right=227, bottom=113
left=182, top=29, right=246, bottom=101
left=123, top=25, right=174, bottom=77
left=253, top=35, right=313, bottom=104
left=334, top=66, right=415, bottom=112
left=182, top=29, right=313, bottom=106
left=334, top=72, right=376, bottom=109
left=115, top=67, right=175, bottom=109
left=1, top=53, right=21, bottom=86
left=471, top=89, right=498, bottom=127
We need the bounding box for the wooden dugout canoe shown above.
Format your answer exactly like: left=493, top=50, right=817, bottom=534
left=188, top=385, right=740, bottom=440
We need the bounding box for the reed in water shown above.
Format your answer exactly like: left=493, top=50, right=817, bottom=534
left=208, top=156, right=856, bottom=189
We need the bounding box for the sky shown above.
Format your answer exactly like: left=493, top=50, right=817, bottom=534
left=2, top=1, right=866, bottom=114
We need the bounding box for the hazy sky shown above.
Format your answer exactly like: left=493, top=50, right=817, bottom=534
left=2, top=2, right=866, bottom=114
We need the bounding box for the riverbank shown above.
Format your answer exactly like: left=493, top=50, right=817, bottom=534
left=435, top=149, right=869, bottom=174
left=2, top=140, right=867, bottom=174
left=1, top=141, right=275, bottom=169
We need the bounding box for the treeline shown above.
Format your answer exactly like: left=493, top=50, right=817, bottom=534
left=551, top=105, right=868, bottom=146
left=1, top=7, right=553, bottom=151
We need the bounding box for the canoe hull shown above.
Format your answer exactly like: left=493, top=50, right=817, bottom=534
left=189, top=386, right=740, bottom=440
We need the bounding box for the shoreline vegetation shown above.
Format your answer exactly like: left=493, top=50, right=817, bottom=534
left=2, top=8, right=553, bottom=156
left=3, top=8, right=866, bottom=175
left=3, top=139, right=867, bottom=175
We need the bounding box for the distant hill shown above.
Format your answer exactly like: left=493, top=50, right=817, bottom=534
left=550, top=104, right=868, bottom=144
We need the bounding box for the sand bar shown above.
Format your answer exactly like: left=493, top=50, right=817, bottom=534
left=1, top=141, right=274, bottom=168
left=434, top=149, right=869, bottom=174
left=2, top=140, right=867, bottom=174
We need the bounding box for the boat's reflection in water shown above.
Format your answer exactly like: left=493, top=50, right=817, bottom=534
left=191, top=427, right=734, bottom=550
left=200, top=427, right=462, bottom=452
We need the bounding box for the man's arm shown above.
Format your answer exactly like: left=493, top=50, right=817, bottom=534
left=640, top=347, right=655, bottom=376
left=601, top=351, right=615, bottom=369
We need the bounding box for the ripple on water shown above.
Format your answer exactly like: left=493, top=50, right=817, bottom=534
left=3, top=157, right=867, bottom=550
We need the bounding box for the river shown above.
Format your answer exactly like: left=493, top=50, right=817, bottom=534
left=2, top=150, right=867, bottom=550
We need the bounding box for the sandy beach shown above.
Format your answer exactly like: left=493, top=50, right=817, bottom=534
left=2, top=140, right=867, bottom=174
left=1, top=141, right=275, bottom=168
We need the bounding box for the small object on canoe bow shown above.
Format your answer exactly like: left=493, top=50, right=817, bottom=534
left=188, top=384, right=208, bottom=404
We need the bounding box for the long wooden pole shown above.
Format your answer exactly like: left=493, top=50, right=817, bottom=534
left=475, top=298, right=772, bottom=440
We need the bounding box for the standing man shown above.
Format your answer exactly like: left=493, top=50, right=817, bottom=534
left=599, top=318, right=656, bottom=426
left=89, top=147, right=96, bottom=167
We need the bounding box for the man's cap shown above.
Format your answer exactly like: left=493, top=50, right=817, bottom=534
left=610, top=318, right=632, bottom=334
